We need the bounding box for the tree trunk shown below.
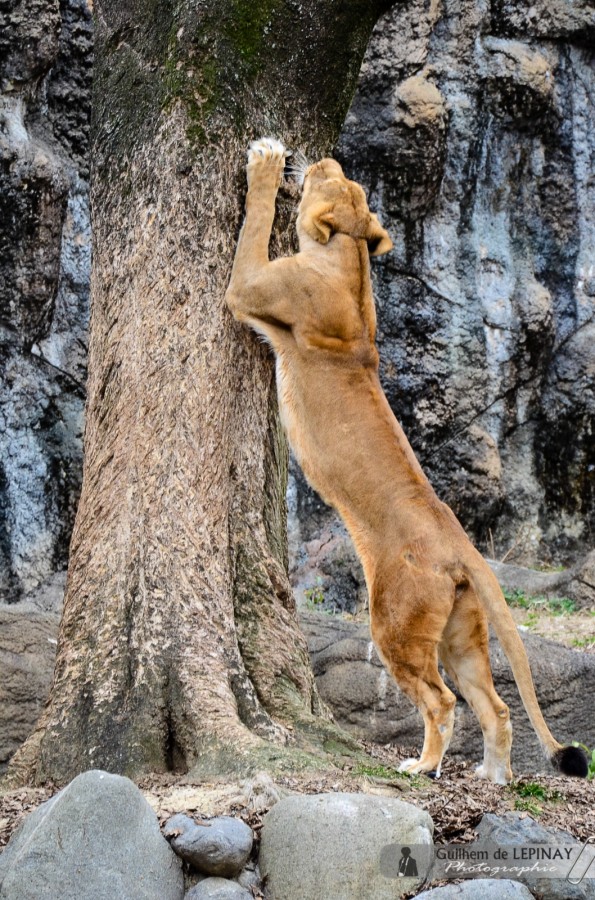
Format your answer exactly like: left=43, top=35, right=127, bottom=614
left=10, top=0, right=395, bottom=784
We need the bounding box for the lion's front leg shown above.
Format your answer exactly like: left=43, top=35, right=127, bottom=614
left=225, top=137, right=287, bottom=320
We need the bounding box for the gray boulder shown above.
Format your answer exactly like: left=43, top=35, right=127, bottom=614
left=489, top=554, right=595, bottom=610
left=475, top=814, right=595, bottom=900
left=0, top=769, right=184, bottom=900
left=302, top=610, right=595, bottom=774
left=236, top=863, right=262, bottom=891
left=164, top=814, right=253, bottom=878
left=236, top=861, right=261, bottom=892
left=568, top=551, right=595, bottom=610
left=185, top=879, right=252, bottom=899
left=259, top=792, right=433, bottom=900
left=416, top=881, right=534, bottom=899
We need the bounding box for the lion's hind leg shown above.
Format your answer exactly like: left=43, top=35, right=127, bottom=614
left=394, top=652, right=457, bottom=779
left=371, top=566, right=457, bottom=778
left=439, top=585, right=513, bottom=785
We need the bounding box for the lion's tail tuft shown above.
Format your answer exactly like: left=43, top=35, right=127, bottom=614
left=551, top=744, right=589, bottom=778
left=463, top=551, right=589, bottom=779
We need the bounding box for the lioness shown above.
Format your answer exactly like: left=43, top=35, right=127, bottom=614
left=225, top=137, right=588, bottom=783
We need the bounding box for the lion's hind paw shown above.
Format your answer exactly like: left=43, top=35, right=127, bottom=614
left=474, top=762, right=511, bottom=785
left=247, top=137, right=287, bottom=166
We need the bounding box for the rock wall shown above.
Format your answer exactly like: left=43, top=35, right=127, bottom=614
left=291, top=0, right=595, bottom=585
left=0, top=0, right=92, bottom=604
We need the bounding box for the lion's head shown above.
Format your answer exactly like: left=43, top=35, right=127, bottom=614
left=296, top=158, right=393, bottom=257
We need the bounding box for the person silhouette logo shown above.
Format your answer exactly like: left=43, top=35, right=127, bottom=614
left=397, top=846, right=418, bottom=877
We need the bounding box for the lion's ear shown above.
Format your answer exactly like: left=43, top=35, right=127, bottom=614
left=365, top=213, right=393, bottom=256
left=300, top=203, right=336, bottom=244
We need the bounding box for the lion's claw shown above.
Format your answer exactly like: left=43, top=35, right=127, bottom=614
left=247, top=137, right=287, bottom=166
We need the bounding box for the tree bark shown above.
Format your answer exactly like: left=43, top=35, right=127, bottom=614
left=9, top=0, right=395, bottom=784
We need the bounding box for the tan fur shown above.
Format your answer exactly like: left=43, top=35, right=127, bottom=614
left=225, top=138, right=573, bottom=784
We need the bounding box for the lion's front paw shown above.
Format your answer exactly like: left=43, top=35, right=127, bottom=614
left=247, top=137, right=287, bottom=167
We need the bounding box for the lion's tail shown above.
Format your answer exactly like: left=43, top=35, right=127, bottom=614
left=463, top=550, right=588, bottom=778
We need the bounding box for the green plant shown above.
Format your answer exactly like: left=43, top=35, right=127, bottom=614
left=509, top=781, right=562, bottom=817
left=572, top=743, right=595, bottom=780
left=571, top=636, right=595, bottom=649
left=503, top=588, right=531, bottom=608
left=304, top=580, right=325, bottom=609
left=355, top=763, right=404, bottom=780
left=353, top=763, right=425, bottom=788
left=514, top=798, right=542, bottom=816
left=523, top=611, right=539, bottom=629
left=503, top=590, right=576, bottom=615
left=511, top=781, right=556, bottom=802
left=547, top=596, right=576, bottom=615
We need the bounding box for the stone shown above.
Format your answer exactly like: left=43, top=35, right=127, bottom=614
left=185, top=879, right=252, bottom=899
left=236, top=861, right=261, bottom=892
left=416, top=880, right=534, bottom=899
left=489, top=554, right=595, bottom=610
left=475, top=813, right=595, bottom=900
left=164, top=814, right=253, bottom=878
left=571, top=551, right=595, bottom=609
left=0, top=0, right=61, bottom=87
left=290, top=518, right=367, bottom=614
left=259, top=792, right=433, bottom=900
left=0, top=571, right=64, bottom=774
left=489, top=0, right=595, bottom=40
left=483, top=37, right=555, bottom=116
left=301, top=610, right=595, bottom=774
left=0, top=769, right=184, bottom=900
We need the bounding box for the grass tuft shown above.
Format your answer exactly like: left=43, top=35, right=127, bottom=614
left=503, top=589, right=576, bottom=615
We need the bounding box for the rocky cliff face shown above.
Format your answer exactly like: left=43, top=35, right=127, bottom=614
left=291, top=0, right=595, bottom=596
left=0, top=0, right=92, bottom=603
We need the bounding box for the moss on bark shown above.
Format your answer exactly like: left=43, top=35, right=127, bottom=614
left=93, top=0, right=396, bottom=163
